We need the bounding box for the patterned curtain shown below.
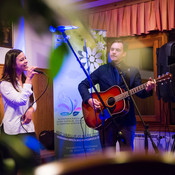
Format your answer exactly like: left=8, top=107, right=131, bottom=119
left=86, top=0, right=175, bottom=37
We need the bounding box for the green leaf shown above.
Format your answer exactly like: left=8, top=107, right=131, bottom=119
left=49, top=42, right=69, bottom=79
left=3, top=158, right=16, bottom=173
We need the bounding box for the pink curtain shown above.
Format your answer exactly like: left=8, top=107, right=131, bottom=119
left=87, top=0, right=175, bottom=37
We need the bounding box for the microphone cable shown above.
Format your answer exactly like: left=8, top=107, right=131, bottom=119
left=80, top=116, right=87, bottom=157
left=20, top=72, right=49, bottom=133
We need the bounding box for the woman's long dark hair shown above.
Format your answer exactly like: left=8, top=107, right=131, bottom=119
left=0, top=49, right=26, bottom=91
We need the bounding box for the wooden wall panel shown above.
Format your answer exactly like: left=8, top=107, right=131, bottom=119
left=32, top=70, right=54, bottom=138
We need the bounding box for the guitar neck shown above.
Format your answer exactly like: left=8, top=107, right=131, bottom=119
left=114, top=83, right=147, bottom=102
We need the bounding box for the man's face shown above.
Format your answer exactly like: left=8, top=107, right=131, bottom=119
left=109, top=42, right=126, bottom=64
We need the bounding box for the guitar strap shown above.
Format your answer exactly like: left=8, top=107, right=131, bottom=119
left=111, top=61, right=131, bottom=88
left=117, top=63, right=131, bottom=89
left=123, top=67, right=131, bottom=89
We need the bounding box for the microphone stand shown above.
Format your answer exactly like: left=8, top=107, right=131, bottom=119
left=60, top=29, right=111, bottom=149
left=118, top=68, right=159, bottom=154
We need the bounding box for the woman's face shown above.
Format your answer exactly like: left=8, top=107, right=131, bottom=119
left=16, top=52, right=28, bottom=74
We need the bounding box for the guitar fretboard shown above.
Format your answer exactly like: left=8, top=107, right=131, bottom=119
left=114, top=83, right=147, bottom=102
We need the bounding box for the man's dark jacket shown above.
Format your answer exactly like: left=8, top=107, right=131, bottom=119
left=78, top=63, right=152, bottom=127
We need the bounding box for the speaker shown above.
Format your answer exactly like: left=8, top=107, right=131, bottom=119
left=157, top=41, right=175, bottom=102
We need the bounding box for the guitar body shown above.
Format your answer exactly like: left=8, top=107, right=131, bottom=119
left=82, top=85, right=129, bottom=130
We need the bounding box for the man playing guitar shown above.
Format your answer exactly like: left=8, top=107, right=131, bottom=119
left=78, top=40, right=155, bottom=152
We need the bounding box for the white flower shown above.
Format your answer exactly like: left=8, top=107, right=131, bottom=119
left=79, top=47, right=103, bottom=73
left=99, top=30, right=106, bottom=37
left=97, top=41, right=105, bottom=51
left=91, top=30, right=97, bottom=39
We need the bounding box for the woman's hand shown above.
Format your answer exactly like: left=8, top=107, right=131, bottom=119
left=88, top=98, right=101, bottom=109
left=21, top=107, right=34, bottom=125
left=25, top=66, right=38, bottom=84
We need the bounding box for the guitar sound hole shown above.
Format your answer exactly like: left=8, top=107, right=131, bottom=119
left=107, top=97, right=115, bottom=106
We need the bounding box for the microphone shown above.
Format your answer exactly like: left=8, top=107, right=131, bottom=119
left=34, top=69, right=44, bottom=74
left=49, top=25, right=79, bottom=32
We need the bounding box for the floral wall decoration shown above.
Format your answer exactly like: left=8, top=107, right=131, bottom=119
left=78, top=29, right=107, bottom=73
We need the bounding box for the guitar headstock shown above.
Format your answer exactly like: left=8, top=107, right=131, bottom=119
left=156, top=72, right=172, bottom=83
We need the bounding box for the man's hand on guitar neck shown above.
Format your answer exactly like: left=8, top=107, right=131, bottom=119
left=145, top=77, right=156, bottom=92
left=88, top=98, right=101, bottom=109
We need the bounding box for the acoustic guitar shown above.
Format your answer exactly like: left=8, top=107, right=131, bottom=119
left=82, top=73, right=172, bottom=130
